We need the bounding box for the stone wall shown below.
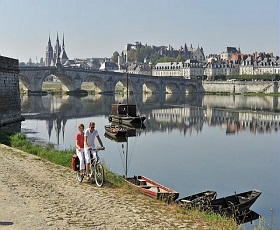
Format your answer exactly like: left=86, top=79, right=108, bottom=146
left=0, top=55, right=22, bottom=132
left=202, top=81, right=279, bottom=94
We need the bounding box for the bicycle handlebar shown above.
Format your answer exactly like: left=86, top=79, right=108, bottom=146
left=91, top=146, right=105, bottom=151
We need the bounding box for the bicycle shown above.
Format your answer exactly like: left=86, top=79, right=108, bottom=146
left=76, top=146, right=105, bottom=187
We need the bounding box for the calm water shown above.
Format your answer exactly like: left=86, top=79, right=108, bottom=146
left=21, top=93, right=280, bottom=229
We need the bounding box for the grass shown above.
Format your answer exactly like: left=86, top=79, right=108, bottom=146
left=0, top=131, right=273, bottom=229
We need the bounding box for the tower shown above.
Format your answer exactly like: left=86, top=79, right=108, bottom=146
left=45, top=34, right=54, bottom=66
left=53, top=32, right=61, bottom=65
left=60, top=34, right=69, bottom=65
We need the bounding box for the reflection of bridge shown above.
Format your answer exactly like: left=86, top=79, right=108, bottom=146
left=21, top=94, right=280, bottom=145
left=19, top=66, right=203, bottom=94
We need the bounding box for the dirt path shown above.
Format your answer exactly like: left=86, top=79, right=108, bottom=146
left=0, top=144, right=208, bottom=230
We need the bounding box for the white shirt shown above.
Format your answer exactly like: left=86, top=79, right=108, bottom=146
left=85, top=128, right=99, bottom=147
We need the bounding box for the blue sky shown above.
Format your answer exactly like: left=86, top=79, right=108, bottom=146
left=0, top=0, right=279, bottom=62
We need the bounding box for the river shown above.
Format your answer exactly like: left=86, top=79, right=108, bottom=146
left=21, top=93, right=280, bottom=229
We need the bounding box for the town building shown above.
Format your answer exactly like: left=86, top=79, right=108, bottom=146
left=152, top=60, right=204, bottom=79
left=204, top=60, right=239, bottom=80
left=127, top=63, right=152, bottom=75
left=99, top=61, right=118, bottom=71
left=239, top=53, right=280, bottom=75
left=220, top=47, right=241, bottom=61
left=119, top=42, right=206, bottom=64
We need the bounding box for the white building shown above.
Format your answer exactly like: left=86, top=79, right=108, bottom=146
left=152, top=60, right=204, bottom=79
left=240, top=57, right=280, bottom=75
left=204, top=60, right=239, bottom=79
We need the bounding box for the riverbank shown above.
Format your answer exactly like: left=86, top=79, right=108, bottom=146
left=0, top=143, right=240, bottom=230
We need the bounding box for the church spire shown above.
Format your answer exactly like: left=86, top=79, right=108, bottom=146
left=62, top=33, right=65, bottom=49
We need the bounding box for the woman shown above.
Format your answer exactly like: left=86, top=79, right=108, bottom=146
left=76, top=123, right=85, bottom=174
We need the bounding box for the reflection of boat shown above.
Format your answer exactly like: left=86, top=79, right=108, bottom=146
left=235, top=209, right=260, bottom=225
left=104, top=131, right=127, bottom=143
left=108, top=71, right=146, bottom=126
left=125, top=175, right=179, bottom=203
left=177, top=190, right=217, bottom=208
left=205, top=190, right=261, bottom=217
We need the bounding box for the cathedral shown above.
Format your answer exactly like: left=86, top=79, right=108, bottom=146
left=45, top=33, right=69, bottom=66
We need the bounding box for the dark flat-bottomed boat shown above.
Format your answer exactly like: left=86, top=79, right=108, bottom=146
left=177, top=190, right=217, bottom=208
left=205, top=189, right=262, bottom=217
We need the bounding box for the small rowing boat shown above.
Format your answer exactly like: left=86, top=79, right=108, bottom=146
left=205, top=189, right=262, bottom=217
left=125, top=175, right=179, bottom=203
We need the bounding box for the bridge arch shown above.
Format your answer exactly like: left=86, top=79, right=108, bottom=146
left=85, top=75, right=107, bottom=93
left=19, top=75, right=32, bottom=91
left=185, top=84, right=197, bottom=94
left=50, top=73, right=76, bottom=91
left=143, top=81, right=160, bottom=94
left=166, top=82, right=180, bottom=94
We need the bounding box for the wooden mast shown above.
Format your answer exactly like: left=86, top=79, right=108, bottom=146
left=126, top=66, right=129, bottom=116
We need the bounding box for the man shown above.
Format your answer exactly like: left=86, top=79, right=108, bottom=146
left=84, top=121, right=105, bottom=180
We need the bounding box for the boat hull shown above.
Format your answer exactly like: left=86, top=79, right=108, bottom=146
left=110, top=115, right=146, bottom=126
left=177, top=190, right=217, bottom=208
left=205, top=189, right=261, bottom=217
left=125, top=175, right=179, bottom=203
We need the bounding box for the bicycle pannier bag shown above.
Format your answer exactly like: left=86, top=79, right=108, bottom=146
left=72, top=154, right=80, bottom=171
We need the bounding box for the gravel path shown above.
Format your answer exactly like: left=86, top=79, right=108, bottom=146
left=0, top=144, right=209, bottom=230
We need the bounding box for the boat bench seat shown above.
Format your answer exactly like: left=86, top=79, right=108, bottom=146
left=180, top=199, right=192, bottom=204
left=238, top=196, right=250, bottom=204
left=140, top=185, right=161, bottom=192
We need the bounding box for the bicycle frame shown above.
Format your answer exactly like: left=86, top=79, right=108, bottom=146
left=76, top=147, right=105, bottom=187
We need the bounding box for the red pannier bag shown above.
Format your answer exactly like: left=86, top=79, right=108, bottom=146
left=72, top=154, right=80, bottom=171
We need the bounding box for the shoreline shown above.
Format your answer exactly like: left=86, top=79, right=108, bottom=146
left=0, top=144, right=236, bottom=229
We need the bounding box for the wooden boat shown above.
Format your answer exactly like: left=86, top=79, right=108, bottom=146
left=104, top=124, right=128, bottom=139
left=112, top=120, right=146, bottom=129
left=204, top=189, right=262, bottom=217
left=125, top=175, right=179, bottom=203
left=108, top=104, right=146, bottom=126
left=108, top=71, right=146, bottom=126
left=176, top=190, right=217, bottom=208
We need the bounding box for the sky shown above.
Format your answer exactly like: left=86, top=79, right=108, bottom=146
left=0, top=0, right=279, bottom=62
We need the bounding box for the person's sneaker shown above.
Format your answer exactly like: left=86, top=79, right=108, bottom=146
left=86, top=175, right=91, bottom=182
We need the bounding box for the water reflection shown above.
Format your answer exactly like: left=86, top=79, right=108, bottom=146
left=21, top=94, right=280, bottom=145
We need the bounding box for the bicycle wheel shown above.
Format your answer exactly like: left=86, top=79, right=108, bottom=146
left=89, top=164, right=95, bottom=181
left=76, top=171, right=84, bottom=182
left=94, top=163, right=104, bottom=187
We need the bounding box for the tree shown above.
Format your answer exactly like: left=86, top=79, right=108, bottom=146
left=176, top=54, right=186, bottom=62
left=127, top=49, right=138, bottom=63
left=91, top=58, right=101, bottom=68
left=150, top=53, right=162, bottom=64
left=111, top=51, right=119, bottom=63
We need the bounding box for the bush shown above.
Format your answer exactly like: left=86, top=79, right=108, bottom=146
left=0, top=131, right=11, bottom=146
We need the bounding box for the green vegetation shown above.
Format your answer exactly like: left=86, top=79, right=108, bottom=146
left=212, top=74, right=280, bottom=81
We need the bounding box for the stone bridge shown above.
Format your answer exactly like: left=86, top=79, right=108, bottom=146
left=19, top=65, right=204, bottom=94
